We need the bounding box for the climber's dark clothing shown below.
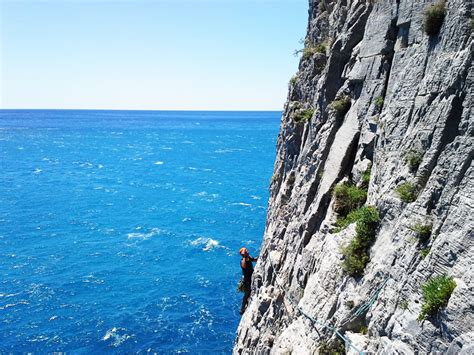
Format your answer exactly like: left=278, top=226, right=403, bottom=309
left=242, top=257, right=254, bottom=281
left=240, top=256, right=257, bottom=315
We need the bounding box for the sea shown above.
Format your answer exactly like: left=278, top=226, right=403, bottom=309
left=0, top=110, right=280, bottom=353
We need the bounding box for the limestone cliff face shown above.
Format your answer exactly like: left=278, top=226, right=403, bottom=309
left=234, top=0, right=473, bottom=353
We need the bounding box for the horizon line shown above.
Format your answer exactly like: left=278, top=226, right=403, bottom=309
left=0, top=108, right=283, bottom=113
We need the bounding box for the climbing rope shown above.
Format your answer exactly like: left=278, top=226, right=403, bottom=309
left=264, top=248, right=390, bottom=355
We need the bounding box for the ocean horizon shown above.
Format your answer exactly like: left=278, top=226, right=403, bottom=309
left=0, top=109, right=280, bottom=353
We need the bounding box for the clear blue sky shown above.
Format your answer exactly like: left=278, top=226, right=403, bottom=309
left=0, top=0, right=308, bottom=110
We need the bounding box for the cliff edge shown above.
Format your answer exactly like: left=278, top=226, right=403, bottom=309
left=234, top=0, right=473, bottom=353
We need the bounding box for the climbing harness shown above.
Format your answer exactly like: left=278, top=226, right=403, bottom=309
left=265, top=248, right=390, bottom=355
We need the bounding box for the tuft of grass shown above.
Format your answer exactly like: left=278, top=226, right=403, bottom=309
left=329, top=95, right=351, bottom=116
left=418, top=274, right=456, bottom=321
left=404, top=150, right=424, bottom=171
left=358, top=326, right=368, bottom=335
left=396, top=182, right=419, bottom=203
left=399, top=299, right=409, bottom=310
left=361, top=164, right=372, bottom=187
left=333, top=183, right=367, bottom=216
left=420, top=247, right=431, bottom=258
left=293, top=108, right=314, bottom=123
left=374, top=96, right=384, bottom=112
left=342, top=206, right=380, bottom=277
left=410, top=222, right=433, bottom=244
left=424, top=1, right=446, bottom=36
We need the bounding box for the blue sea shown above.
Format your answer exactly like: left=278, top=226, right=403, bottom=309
left=0, top=110, right=280, bottom=353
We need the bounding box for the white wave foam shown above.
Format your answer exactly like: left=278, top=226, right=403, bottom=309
left=190, top=237, right=226, bottom=251
left=127, top=227, right=163, bottom=240
left=232, top=202, right=252, bottom=207
left=33, top=168, right=42, bottom=174
left=0, top=301, right=29, bottom=310
left=214, top=148, right=247, bottom=153
left=103, top=327, right=132, bottom=347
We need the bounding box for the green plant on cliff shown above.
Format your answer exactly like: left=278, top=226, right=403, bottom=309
left=410, top=222, right=433, bottom=244
left=418, top=274, right=456, bottom=321
left=396, top=182, right=419, bottom=203
left=374, top=96, right=384, bottom=112
left=361, top=163, right=372, bottom=187
left=294, top=108, right=314, bottom=123
left=404, top=150, right=423, bottom=171
left=342, top=206, right=380, bottom=277
left=335, top=206, right=371, bottom=232
left=420, top=247, right=431, bottom=258
left=301, top=41, right=327, bottom=60
left=333, top=183, right=367, bottom=216
left=329, top=95, right=351, bottom=116
left=424, top=0, right=446, bottom=36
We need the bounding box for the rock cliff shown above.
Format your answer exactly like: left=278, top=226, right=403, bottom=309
left=234, top=0, right=473, bottom=353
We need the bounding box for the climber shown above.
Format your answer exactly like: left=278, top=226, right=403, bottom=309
left=239, top=247, right=258, bottom=315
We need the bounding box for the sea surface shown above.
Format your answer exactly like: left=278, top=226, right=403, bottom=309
left=0, top=110, right=280, bottom=353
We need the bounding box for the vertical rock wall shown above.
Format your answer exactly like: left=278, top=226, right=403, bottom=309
left=234, top=0, right=473, bottom=353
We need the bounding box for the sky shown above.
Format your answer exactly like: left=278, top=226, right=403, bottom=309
left=0, top=0, right=308, bottom=111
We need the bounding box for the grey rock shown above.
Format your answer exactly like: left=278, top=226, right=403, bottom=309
left=234, top=0, right=473, bottom=354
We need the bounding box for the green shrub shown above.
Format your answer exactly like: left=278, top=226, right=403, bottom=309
left=424, top=1, right=446, bottom=36
left=342, top=206, right=380, bottom=277
left=314, top=42, right=327, bottom=54
left=396, top=182, right=419, bottom=203
left=361, top=164, right=372, bottom=187
left=418, top=274, right=456, bottom=320
left=404, top=150, right=423, bottom=171
left=333, top=183, right=367, bottom=216
left=374, top=96, right=384, bottom=112
left=335, top=206, right=369, bottom=232
left=410, top=222, right=433, bottom=244
left=294, top=108, right=314, bottom=123
left=302, top=42, right=327, bottom=60
left=329, top=95, right=351, bottom=116
left=420, top=247, right=431, bottom=258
